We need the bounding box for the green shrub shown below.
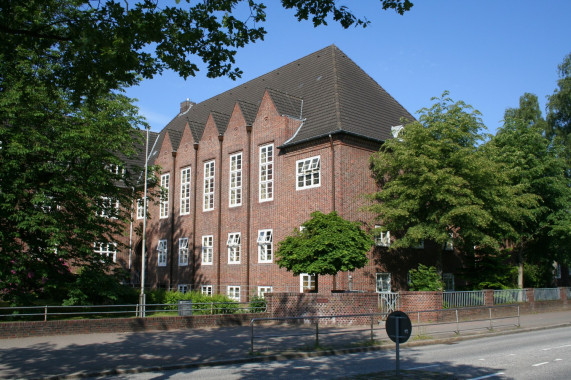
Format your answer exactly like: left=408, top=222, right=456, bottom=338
left=408, top=264, right=445, bottom=291
left=248, top=295, right=267, bottom=313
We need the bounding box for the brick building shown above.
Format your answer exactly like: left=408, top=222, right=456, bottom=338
left=126, top=45, right=461, bottom=300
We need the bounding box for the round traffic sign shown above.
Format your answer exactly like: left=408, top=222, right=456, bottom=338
left=385, top=311, right=412, bottom=343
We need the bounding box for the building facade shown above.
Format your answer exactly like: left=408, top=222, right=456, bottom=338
left=124, top=45, right=462, bottom=300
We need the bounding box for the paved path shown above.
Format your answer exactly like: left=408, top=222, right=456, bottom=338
left=0, top=310, right=569, bottom=379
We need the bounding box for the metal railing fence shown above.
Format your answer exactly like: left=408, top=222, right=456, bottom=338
left=567, top=287, right=571, bottom=300
left=249, top=305, right=521, bottom=353
left=443, top=290, right=484, bottom=308
left=494, top=289, right=528, bottom=304
left=0, top=301, right=266, bottom=321
left=534, top=288, right=561, bottom=301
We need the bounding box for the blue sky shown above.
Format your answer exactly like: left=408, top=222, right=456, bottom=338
left=126, top=0, right=571, bottom=136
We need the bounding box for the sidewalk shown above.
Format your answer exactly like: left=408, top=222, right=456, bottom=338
left=0, top=309, right=569, bottom=379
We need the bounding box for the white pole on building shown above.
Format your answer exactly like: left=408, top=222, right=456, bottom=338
left=139, top=126, right=150, bottom=317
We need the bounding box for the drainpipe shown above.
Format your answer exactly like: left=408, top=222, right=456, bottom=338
left=191, top=142, right=199, bottom=290
left=246, top=125, right=253, bottom=302
left=169, top=151, right=177, bottom=290
left=216, top=135, right=224, bottom=294
left=329, top=134, right=337, bottom=290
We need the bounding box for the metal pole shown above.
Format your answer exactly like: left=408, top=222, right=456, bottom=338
left=315, top=319, right=319, bottom=347
left=455, top=309, right=459, bottom=335
left=250, top=321, right=255, bottom=353
left=396, top=316, right=400, bottom=376
left=139, top=126, right=150, bottom=318
left=370, top=315, right=374, bottom=343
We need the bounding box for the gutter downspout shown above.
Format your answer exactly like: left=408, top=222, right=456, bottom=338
left=246, top=125, right=253, bottom=302
left=329, top=134, right=337, bottom=291
left=192, top=142, right=199, bottom=290
left=216, top=135, right=224, bottom=294
left=169, top=151, right=177, bottom=290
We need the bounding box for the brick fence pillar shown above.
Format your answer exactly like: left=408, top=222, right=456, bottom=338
left=526, top=288, right=535, bottom=311
left=483, top=289, right=494, bottom=306
left=560, top=287, right=568, bottom=305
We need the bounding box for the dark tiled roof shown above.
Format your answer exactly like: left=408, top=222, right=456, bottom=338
left=159, top=45, right=413, bottom=150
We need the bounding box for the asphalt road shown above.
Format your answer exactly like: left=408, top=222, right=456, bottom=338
left=96, top=326, right=571, bottom=379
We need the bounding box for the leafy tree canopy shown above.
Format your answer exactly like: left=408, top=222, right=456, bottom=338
left=546, top=52, right=571, bottom=166
left=488, top=94, right=571, bottom=266
left=275, top=211, right=372, bottom=276
left=368, top=92, right=532, bottom=253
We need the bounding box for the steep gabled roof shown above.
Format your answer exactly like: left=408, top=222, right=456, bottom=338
left=160, top=45, right=413, bottom=150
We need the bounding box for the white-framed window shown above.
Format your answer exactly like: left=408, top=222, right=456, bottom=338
left=257, top=229, right=273, bottom=263
left=443, top=273, right=455, bottom=291
left=374, top=225, right=390, bottom=247
left=201, top=285, right=213, bottom=296
left=229, top=152, right=242, bottom=207
left=157, top=239, right=167, bottom=267
left=108, top=164, right=125, bottom=176
left=258, top=286, right=273, bottom=298
left=296, top=156, right=320, bottom=190
left=227, top=286, right=241, bottom=302
left=376, top=273, right=391, bottom=292
left=94, top=242, right=117, bottom=263
left=259, top=144, right=273, bottom=202
left=98, top=197, right=119, bottom=218
left=178, top=238, right=189, bottom=266
left=201, top=235, right=213, bottom=265
left=136, top=198, right=145, bottom=219
left=300, top=273, right=316, bottom=292
left=227, top=232, right=241, bottom=264
left=177, top=284, right=189, bottom=294
left=160, top=173, right=170, bottom=218
left=203, top=161, right=215, bottom=211
left=180, top=167, right=191, bottom=215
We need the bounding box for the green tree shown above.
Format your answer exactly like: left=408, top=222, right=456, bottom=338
left=546, top=52, right=571, bottom=168
left=368, top=93, right=530, bottom=255
left=487, top=93, right=571, bottom=287
left=408, top=264, right=444, bottom=291
left=275, top=211, right=372, bottom=292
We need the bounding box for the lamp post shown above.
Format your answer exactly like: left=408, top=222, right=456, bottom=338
left=139, top=126, right=150, bottom=317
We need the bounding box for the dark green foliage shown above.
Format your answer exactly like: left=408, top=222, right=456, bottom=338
left=62, top=267, right=138, bottom=306
left=408, top=264, right=444, bottom=291
left=149, top=290, right=240, bottom=314
left=523, top=262, right=554, bottom=288
left=275, top=211, right=372, bottom=276
left=459, top=250, right=518, bottom=290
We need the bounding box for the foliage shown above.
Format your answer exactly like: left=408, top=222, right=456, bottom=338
left=147, top=290, right=241, bottom=314
left=546, top=52, right=571, bottom=168
left=62, top=267, right=138, bottom=306
left=459, top=249, right=518, bottom=290
left=408, top=264, right=444, bottom=291
left=275, top=211, right=372, bottom=277
left=368, top=92, right=529, bottom=253
left=0, top=0, right=413, bottom=304
left=523, top=262, right=554, bottom=288
left=487, top=98, right=571, bottom=268
left=248, top=295, right=267, bottom=313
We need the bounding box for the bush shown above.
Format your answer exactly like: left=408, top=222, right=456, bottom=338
left=248, top=295, right=267, bottom=313
left=62, top=266, right=138, bottom=306
left=408, top=264, right=445, bottom=291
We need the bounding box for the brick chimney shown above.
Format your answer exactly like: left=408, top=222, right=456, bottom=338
left=180, top=99, right=195, bottom=114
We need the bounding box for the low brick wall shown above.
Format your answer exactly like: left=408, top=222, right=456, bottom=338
left=267, top=292, right=378, bottom=325
left=0, top=313, right=265, bottom=339
left=399, top=291, right=443, bottom=322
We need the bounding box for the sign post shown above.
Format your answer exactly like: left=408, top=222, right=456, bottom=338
left=385, top=311, right=412, bottom=376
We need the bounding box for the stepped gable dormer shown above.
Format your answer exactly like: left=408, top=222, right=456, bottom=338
left=154, top=129, right=175, bottom=168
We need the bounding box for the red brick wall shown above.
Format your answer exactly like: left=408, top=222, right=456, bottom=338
left=0, top=313, right=264, bottom=339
